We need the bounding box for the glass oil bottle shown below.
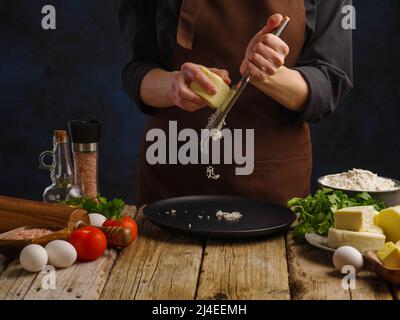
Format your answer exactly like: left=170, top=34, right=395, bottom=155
left=39, top=130, right=82, bottom=203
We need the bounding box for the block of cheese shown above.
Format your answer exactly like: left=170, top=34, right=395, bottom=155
left=334, top=206, right=383, bottom=234
left=377, top=242, right=400, bottom=269
left=190, top=67, right=230, bottom=109
left=327, top=228, right=386, bottom=252
left=374, top=206, right=400, bottom=243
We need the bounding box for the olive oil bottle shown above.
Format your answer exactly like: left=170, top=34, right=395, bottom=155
left=39, top=130, right=82, bottom=203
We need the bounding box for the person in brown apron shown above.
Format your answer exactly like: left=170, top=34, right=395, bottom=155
left=118, top=0, right=353, bottom=207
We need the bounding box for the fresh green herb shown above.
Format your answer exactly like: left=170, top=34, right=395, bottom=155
left=62, top=195, right=125, bottom=220
left=288, top=188, right=387, bottom=242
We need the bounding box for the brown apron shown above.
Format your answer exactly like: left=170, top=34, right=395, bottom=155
left=137, top=0, right=312, bottom=207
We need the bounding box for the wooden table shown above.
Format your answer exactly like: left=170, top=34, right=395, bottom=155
left=0, top=206, right=398, bottom=300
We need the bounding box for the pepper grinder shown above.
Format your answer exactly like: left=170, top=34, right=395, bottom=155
left=68, top=120, right=102, bottom=199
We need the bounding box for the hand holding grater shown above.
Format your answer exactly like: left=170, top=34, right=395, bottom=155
left=203, top=16, right=291, bottom=136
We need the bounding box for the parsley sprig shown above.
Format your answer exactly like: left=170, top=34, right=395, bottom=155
left=62, top=195, right=125, bottom=220
left=288, top=188, right=387, bottom=242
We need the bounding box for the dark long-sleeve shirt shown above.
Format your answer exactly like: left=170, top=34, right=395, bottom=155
left=118, top=0, right=353, bottom=123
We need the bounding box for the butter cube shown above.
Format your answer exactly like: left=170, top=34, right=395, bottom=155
left=377, top=242, right=400, bottom=269
left=378, top=242, right=397, bottom=261
left=375, top=206, right=400, bottom=243
left=334, top=206, right=382, bottom=234
left=190, top=67, right=230, bottom=109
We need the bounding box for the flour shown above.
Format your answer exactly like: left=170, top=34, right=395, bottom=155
left=320, top=169, right=399, bottom=192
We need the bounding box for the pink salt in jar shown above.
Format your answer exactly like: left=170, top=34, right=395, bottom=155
left=68, top=120, right=102, bottom=199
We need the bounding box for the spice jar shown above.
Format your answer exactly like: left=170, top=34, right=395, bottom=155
left=68, top=120, right=102, bottom=199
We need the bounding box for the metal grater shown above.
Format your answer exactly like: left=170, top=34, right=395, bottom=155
left=201, top=16, right=291, bottom=151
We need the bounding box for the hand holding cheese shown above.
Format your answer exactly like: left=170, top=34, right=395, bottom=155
left=140, top=63, right=231, bottom=111
left=190, top=66, right=231, bottom=109
left=170, top=63, right=230, bottom=112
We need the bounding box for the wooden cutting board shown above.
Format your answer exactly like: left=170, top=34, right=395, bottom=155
left=0, top=226, right=72, bottom=257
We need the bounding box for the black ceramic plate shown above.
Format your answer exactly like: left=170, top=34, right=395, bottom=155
left=143, top=195, right=296, bottom=239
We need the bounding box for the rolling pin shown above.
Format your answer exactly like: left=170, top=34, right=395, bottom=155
left=0, top=196, right=90, bottom=233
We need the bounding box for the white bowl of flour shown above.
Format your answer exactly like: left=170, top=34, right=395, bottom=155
left=318, top=169, right=400, bottom=206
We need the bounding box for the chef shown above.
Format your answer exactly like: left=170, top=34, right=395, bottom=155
left=119, top=0, right=353, bottom=206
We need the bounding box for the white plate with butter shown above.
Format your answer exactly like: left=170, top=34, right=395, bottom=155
left=305, top=232, right=335, bottom=252
left=305, top=229, right=386, bottom=253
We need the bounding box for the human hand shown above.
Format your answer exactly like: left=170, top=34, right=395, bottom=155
left=169, top=63, right=231, bottom=112
left=240, top=14, right=290, bottom=83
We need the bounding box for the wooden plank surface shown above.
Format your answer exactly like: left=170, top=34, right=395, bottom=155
left=0, top=254, right=10, bottom=275
left=350, top=269, right=393, bottom=300
left=196, top=235, right=290, bottom=300
left=0, top=260, right=38, bottom=300
left=24, top=249, right=118, bottom=300
left=0, top=206, right=135, bottom=300
left=100, top=208, right=203, bottom=300
left=0, top=203, right=396, bottom=300
left=286, top=232, right=351, bottom=300
left=391, top=286, right=400, bottom=300
left=286, top=232, right=394, bottom=300
left=0, top=249, right=118, bottom=301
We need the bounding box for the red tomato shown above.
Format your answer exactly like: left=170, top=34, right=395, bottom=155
left=68, top=226, right=107, bottom=262
left=103, top=215, right=138, bottom=242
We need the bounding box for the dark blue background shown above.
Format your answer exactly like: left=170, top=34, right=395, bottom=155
left=0, top=1, right=399, bottom=203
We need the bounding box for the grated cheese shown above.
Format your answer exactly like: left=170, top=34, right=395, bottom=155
left=210, top=128, right=223, bottom=141
left=216, top=210, right=242, bottom=222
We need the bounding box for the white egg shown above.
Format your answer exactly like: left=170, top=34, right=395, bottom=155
left=333, top=246, right=364, bottom=273
left=89, top=213, right=107, bottom=227
left=45, top=240, right=77, bottom=269
left=20, top=244, right=48, bottom=273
